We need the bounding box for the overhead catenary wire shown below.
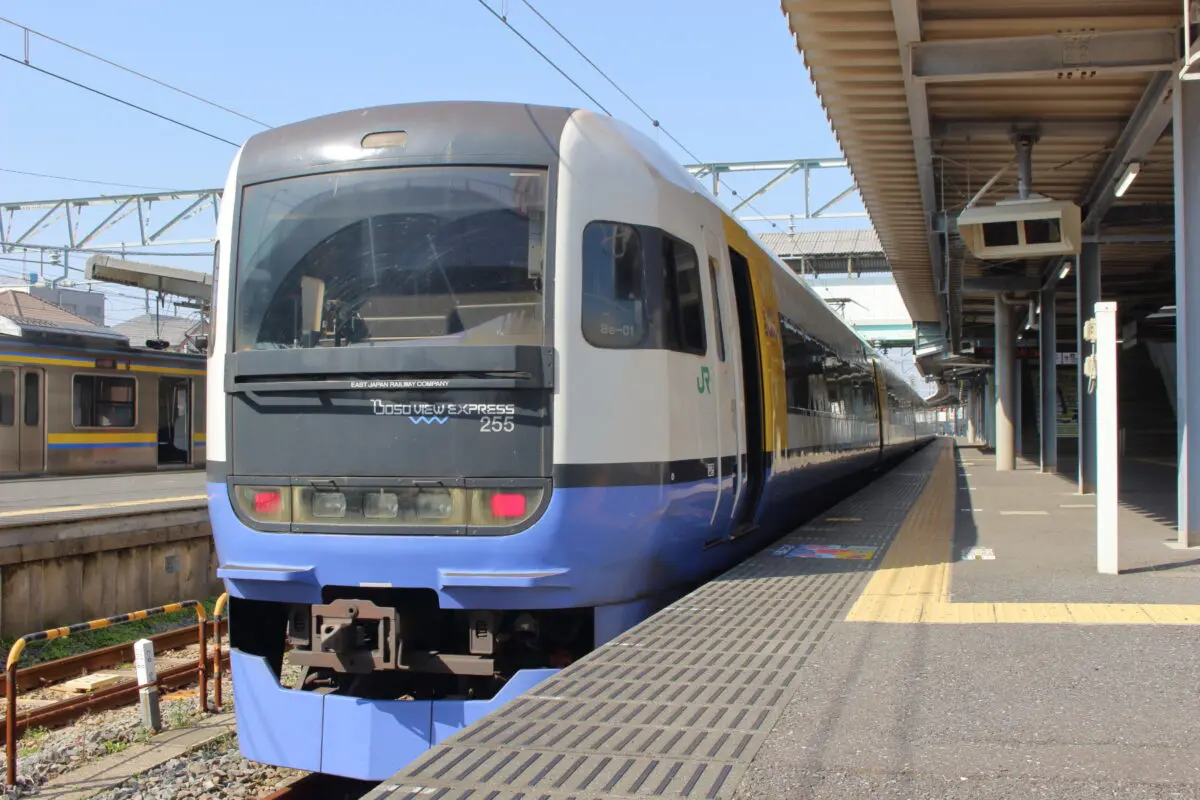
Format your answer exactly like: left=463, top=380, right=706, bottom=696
left=0, top=52, right=239, bottom=147
left=0, top=16, right=270, bottom=129
left=0, top=167, right=171, bottom=192
left=472, top=0, right=611, bottom=115
left=473, top=0, right=789, bottom=234
left=517, top=0, right=702, bottom=164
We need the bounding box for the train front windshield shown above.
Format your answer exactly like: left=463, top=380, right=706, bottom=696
left=233, top=166, right=548, bottom=351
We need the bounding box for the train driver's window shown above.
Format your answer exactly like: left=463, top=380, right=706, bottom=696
left=0, top=371, right=13, bottom=426
left=581, top=221, right=647, bottom=348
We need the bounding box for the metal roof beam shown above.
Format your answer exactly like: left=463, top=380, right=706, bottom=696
left=932, top=118, right=1128, bottom=139
left=1080, top=70, right=1177, bottom=230
left=1042, top=65, right=1182, bottom=291
left=684, top=159, right=848, bottom=174
left=962, top=276, right=1043, bottom=294
left=890, top=0, right=949, bottom=339
left=911, top=29, right=1181, bottom=83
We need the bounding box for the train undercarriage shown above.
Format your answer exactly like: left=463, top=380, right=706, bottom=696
left=229, top=590, right=594, bottom=703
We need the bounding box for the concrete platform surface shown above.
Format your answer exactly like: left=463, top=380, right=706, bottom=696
left=364, top=439, right=1200, bottom=799
left=0, top=471, right=207, bottom=526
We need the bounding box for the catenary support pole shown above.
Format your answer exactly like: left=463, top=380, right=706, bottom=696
left=995, top=297, right=1016, bottom=470
left=1175, top=74, right=1200, bottom=547
left=1040, top=285, right=1058, bottom=472
left=1077, top=243, right=1101, bottom=493
left=1095, top=301, right=1119, bottom=573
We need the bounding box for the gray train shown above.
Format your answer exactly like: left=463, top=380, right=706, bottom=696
left=0, top=339, right=206, bottom=476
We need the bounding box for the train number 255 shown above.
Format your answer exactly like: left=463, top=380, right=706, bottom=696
left=480, top=416, right=515, bottom=433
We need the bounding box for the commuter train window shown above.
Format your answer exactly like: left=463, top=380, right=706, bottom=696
left=23, top=372, right=39, bottom=427
left=781, top=316, right=827, bottom=413
left=707, top=258, right=726, bottom=362
left=73, top=375, right=136, bottom=428
left=662, top=235, right=706, bottom=356
left=0, top=371, right=13, bottom=426
left=581, top=221, right=646, bottom=347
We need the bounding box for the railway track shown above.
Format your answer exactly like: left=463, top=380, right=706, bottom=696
left=0, top=619, right=228, bottom=743
left=260, top=772, right=379, bottom=800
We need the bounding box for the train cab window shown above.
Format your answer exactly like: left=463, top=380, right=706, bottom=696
left=73, top=375, right=136, bottom=428
left=662, top=235, right=706, bottom=356
left=23, top=372, right=38, bottom=427
left=582, top=221, right=647, bottom=348
left=0, top=371, right=13, bottom=426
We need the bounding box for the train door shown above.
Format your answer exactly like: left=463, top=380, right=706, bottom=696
left=0, top=369, right=17, bottom=473
left=702, top=226, right=742, bottom=533
left=18, top=368, right=45, bottom=473
left=726, top=245, right=765, bottom=534
left=158, top=377, right=191, bottom=465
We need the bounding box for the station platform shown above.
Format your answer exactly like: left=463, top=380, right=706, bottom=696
left=0, top=469, right=207, bottom=527
left=366, top=438, right=1200, bottom=799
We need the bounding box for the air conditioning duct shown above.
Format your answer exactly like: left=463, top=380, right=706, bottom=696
left=957, top=195, right=1082, bottom=260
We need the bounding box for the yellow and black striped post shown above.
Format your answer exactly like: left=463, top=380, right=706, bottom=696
left=4, top=599, right=209, bottom=787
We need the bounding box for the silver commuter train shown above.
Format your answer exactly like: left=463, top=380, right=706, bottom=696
left=0, top=339, right=206, bottom=476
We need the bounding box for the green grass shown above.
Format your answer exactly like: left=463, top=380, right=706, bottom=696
left=0, top=596, right=222, bottom=669
left=16, top=725, right=50, bottom=756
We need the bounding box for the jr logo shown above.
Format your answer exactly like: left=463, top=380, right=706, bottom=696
left=697, top=366, right=711, bottom=394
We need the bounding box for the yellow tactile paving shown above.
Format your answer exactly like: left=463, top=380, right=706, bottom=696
left=845, top=442, right=1200, bottom=626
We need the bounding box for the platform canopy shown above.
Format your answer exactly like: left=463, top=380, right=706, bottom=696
left=782, top=0, right=1185, bottom=375
left=85, top=254, right=212, bottom=305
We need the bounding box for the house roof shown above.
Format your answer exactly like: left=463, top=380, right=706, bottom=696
left=113, top=313, right=204, bottom=350
left=0, top=289, right=127, bottom=342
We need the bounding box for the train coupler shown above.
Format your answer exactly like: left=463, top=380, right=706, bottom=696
left=286, top=599, right=400, bottom=674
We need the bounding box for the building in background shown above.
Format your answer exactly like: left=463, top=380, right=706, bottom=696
left=759, top=229, right=932, bottom=397
left=113, top=313, right=207, bottom=353
left=0, top=283, right=107, bottom=326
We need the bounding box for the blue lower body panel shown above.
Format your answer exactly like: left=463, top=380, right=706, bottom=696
left=231, top=650, right=558, bottom=780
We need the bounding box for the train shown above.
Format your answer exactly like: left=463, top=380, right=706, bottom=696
left=206, top=100, right=936, bottom=780
left=0, top=338, right=206, bottom=476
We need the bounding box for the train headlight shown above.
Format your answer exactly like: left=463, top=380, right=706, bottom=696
left=362, top=490, right=399, bottom=519
left=416, top=489, right=454, bottom=520
left=311, top=491, right=347, bottom=518
left=233, top=481, right=544, bottom=530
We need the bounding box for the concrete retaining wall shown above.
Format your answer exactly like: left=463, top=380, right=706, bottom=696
left=0, top=508, right=220, bottom=639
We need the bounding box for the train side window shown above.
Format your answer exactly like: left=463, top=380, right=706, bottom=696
left=707, top=258, right=726, bottom=362
left=23, top=373, right=38, bottom=427
left=0, top=371, right=13, bottom=426
left=581, top=221, right=647, bottom=348
left=73, top=375, right=136, bottom=428
left=662, top=235, right=706, bottom=356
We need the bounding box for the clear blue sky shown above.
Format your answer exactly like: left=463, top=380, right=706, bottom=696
left=0, top=0, right=870, bottom=323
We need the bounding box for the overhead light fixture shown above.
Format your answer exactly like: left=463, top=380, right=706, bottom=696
left=1059, top=262, right=1072, bottom=280
left=1114, top=161, right=1142, bottom=198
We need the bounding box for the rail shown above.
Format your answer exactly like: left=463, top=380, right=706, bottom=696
left=4, top=598, right=213, bottom=787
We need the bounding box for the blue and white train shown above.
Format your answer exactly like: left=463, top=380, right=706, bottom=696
left=206, top=101, right=935, bottom=780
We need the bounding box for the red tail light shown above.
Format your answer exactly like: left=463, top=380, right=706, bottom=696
left=490, top=493, right=527, bottom=518
left=254, top=490, right=282, bottom=514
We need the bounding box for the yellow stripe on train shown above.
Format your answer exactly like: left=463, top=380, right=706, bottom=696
left=48, top=432, right=158, bottom=445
